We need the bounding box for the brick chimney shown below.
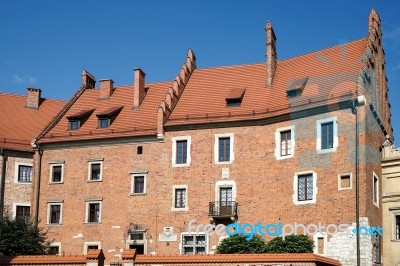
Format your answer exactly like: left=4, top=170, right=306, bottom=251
left=81, top=70, right=96, bottom=88
left=133, top=68, right=146, bottom=108
left=266, top=21, right=277, bottom=88
left=26, top=88, right=41, bottom=109
left=99, top=79, right=114, bottom=99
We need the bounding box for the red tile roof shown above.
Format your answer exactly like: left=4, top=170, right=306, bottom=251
left=167, top=38, right=367, bottom=126
left=39, top=82, right=171, bottom=143
left=0, top=93, right=65, bottom=151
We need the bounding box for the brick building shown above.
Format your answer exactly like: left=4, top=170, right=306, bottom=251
left=0, top=89, right=65, bottom=221
left=31, top=9, right=391, bottom=266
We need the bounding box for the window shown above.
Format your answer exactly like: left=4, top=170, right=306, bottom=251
left=48, top=243, right=61, bottom=255
left=181, top=234, right=207, bottom=254
left=226, top=99, right=241, bottom=107
left=47, top=202, right=63, bottom=224
left=225, top=88, right=245, bottom=107
left=69, top=119, right=80, bottom=130
left=172, top=136, right=191, bottom=167
left=131, top=174, right=146, bottom=195
left=86, top=200, right=102, bottom=223
left=293, top=171, right=317, bottom=205
left=373, top=172, right=379, bottom=207
left=50, top=163, right=64, bottom=183
left=214, top=133, right=234, bottom=164
left=83, top=242, right=101, bottom=255
left=395, top=215, right=400, bottom=240
left=137, top=146, right=143, bottom=155
left=98, top=117, right=110, bottom=128
left=287, top=90, right=298, bottom=98
left=88, top=161, right=102, bottom=181
left=275, top=126, right=295, bottom=159
left=338, top=173, right=352, bottom=190
left=172, top=185, right=188, bottom=211
left=18, top=165, right=32, bottom=183
left=127, top=231, right=146, bottom=254
left=16, top=205, right=30, bottom=221
left=316, top=117, right=338, bottom=153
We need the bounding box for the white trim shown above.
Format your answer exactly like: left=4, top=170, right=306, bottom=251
left=316, top=117, right=338, bottom=154
left=171, top=185, right=188, bottom=211
left=373, top=172, right=379, bottom=207
left=46, top=201, right=63, bottom=225
left=49, top=163, right=64, bottom=184
left=172, top=136, right=192, bottom=167
left=87, top=161, right=103, bottom=182
left=12, top=202, right=30, bottom=219
left=215, top=180, right=237, bottom=202
left=131, top=173, right=147, bottom=195
left=85, top=200, right=102, bottom=223
left=83, top=241, right=101, bottom=255
left=274, top=125, right=295, bottom=160
left=179, top=232, right=209, bottom=254
left=338, top=173, right=352, bottom=190
left=313, top=232, right=327, bottom=255
left=214, top=133, right=234, bottom=164
left=14, top=162, right=33, bottom=184
left=293, top=171, right=317, bottom=205
left=49, top=242, right=62, bottom=255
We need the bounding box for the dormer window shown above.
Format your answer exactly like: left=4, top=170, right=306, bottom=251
left=67, top=109, right=94, bottom=131
left=226, top=88, right=245, bottom=107
left=286, top=77, right=308, bottom=99
left=96, top=106, right=123, bottom=129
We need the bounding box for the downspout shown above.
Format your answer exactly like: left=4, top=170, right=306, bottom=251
left=354, top=101, right=360, bottom=266
left=34, top=146, right=43, bottom=223
left=0, top=149, right=7, bottom=219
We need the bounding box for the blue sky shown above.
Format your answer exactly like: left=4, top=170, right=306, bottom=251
left=1, top=1, right=399, bottom=143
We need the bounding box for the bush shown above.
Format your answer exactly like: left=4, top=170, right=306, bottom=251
left=216, top=235, right=267, bottom=254
left=265, top=235, right=314, bottom=253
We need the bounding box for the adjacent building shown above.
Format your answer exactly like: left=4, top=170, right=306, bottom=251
left=0, top=89, right=65, bottom=221
left=27, top=9, right=391, bottom=266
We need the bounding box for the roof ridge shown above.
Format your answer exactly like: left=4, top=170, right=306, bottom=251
left=0, top=92, right=66, bottom=103
left=196, top=62, right=265, bottom=71
left=279, top=37, right=368, bottom=63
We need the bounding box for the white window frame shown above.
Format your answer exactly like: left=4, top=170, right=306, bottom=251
left=172, top=136, right=192, bottom=167
left=87, top=160, right=103, bottom=182
left=171, top=185, right=188, bottom=211
left=12, top=202, right=30, bottom=219
left=83, top=241, right=101, bottom=255
left=214, top=133, right=234, bottom=164
left=47, top=201, right=63, bottom=225
left=392, top=210, right=400, bottom=241
left=49, top=242, right=62, bottom=255
left=373, top=172, right=379, bottom=207
left=85, top=200, right=103, bottom=224
left=49, top=163, right=64, bottom=184
left=313, top=232, right=327, bottom=255
left=131, top=172, right=147, bottom=195
left=316, top=117, right=338, bottom=154
left=274, top=125, right=295, bottom=160
left=293, top=171, right=317, bottom=205
left=14, top=162, right=33, bottom=184
left=215, top=180, right=237, bottom=202
left=180, top=232, right=209, bottom=254
left=126, top=231, right=147, bottom=254
left=338, top=173, right=352, bottom=190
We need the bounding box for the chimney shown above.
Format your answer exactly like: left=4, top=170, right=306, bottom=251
left=133, top=68, right=146, bottom=108
left=99, top=79, right=114, bottom=99
left=26, top=88, right=41, bottom=109
left=266, top=21, right=277, bottom=88
left=81, top=70, right=96, bottom=88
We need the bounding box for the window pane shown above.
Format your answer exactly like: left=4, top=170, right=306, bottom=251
left=298, top=174, right=313, bottom=201
left=16, top=206, right=30, bottom=221
left=373, top=176, right=378, bottom=203
left=52, top=166, right=62, bottom=182
left=50, top=205, right=60, bottom=224
left=321, top=122, right=333, bottom=149
left=219, top=137, right=230, bottom=162
left=396, top=215, right=400, bottom=240
left=134, top=176, right=145, bottom=193
left=182, top=234, right=207, bottom=254
left=18, top=165, right=32, bottom=182
left=175, top=188, right=186, bottom=208
left=183, top=247, right=194, bottom=254
left=90, top=163, right=101, bottom=180
left=89, top=203, right=100, bottom=223
left=99, top=118, right=110, bottom=128
left=69, top=120, right=79, bottom=130
left=280, top=131, right=291, bottom=156
left=48, top=246, right=59, bottom=255
left=176, top=140, right=187, bottom=164
left=183, top=235, right=194, bottom=245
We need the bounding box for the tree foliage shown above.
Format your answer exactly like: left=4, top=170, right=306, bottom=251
left=265, top=235, right=314, bottom=253
left=0, top=216, right=51, bottom=256
left=216, top=235, right=267, bottom=254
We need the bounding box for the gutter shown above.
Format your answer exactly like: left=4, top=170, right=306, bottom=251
left=34, top=146, right=43, bottom=223
left=0, top=149, right=7, bottom=219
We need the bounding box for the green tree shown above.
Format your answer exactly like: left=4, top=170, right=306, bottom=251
left=0, top=216, right=51, bottom=256
left=265, top=235, right=314, bottom=253
left=216, top=235, right=267, bottom=254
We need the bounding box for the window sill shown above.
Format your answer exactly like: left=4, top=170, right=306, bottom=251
left=87, top=179, right=103, bottom=183
left=171, top=207, right=189, bottom=212
left=84, top=222, right=102, bottom=225
left=46, top=223, right=63, bottom=226
left=338, top=187, right=352, bottom=191
left=172, top=163, right=191, bottom=168
left=316, top=147, right=337, bottom=154
left=391, top=239, right=400, bottom=242
left=15, top=182, right=32, bottom=184
left=49, top=182, right=64, bottom=185
left=130, top=193, right=147, bottom=196
left=215, top=161, right=233, bottom=165
left=293, top=199, right=316, bottom=205
left=276, top=154, right=294, bottom=160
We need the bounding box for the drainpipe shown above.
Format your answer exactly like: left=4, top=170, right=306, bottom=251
left=34, top=147, right=43, bottom=223
left=0, top=149, right=7, bottom=219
